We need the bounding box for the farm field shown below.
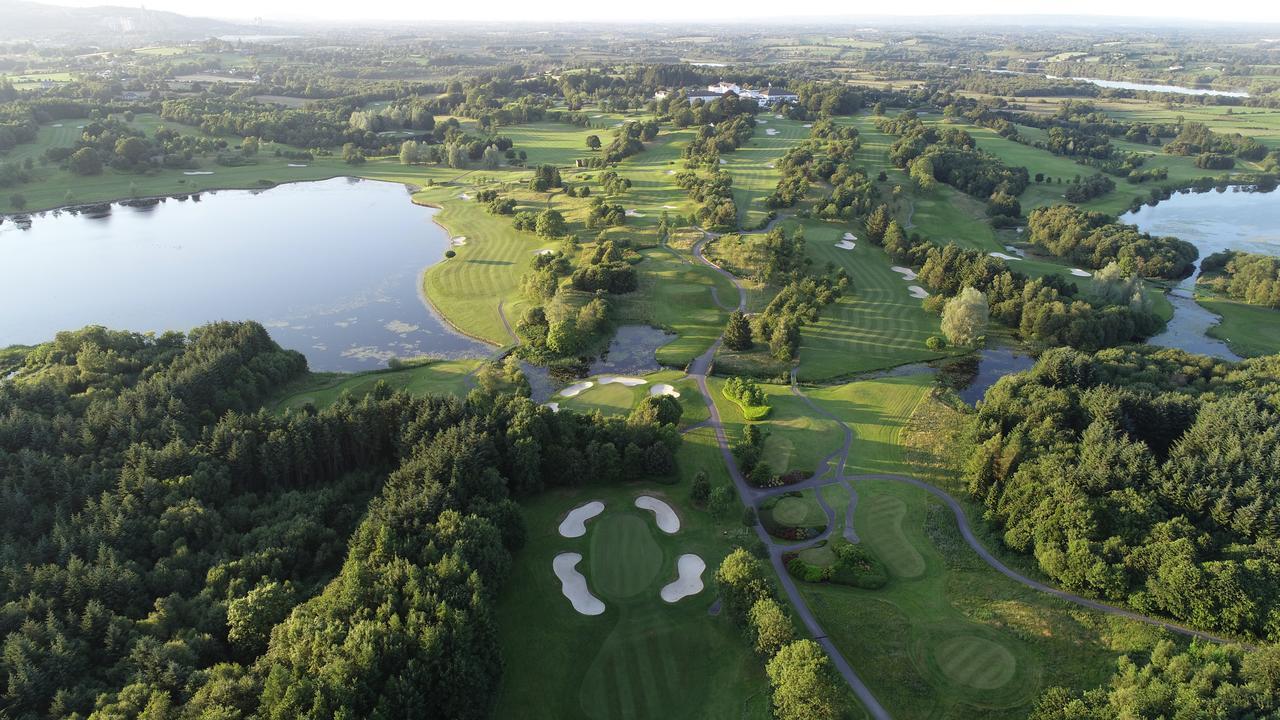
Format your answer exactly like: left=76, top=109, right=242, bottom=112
left=800, top=478, right=1172, bottom=720
left=494, top=482, right=769, bottom=720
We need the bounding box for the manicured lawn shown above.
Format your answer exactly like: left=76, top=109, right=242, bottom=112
left=557, top=370, right=708, bottom=428
left=617, top=248, right=734, bottom=369
left=1200, top=295, right=1280, bottom=357
left=707, top=377, right=843, bottom=477
left=796, top=220, right=955, bottom=381
left=268, top=359, right=481, bottom=412
left=721, top=115, right=809, bottom=227
left=800, top=478, right=1174, bottom=720
left=806, top=373, right=936, bottom=477
left=494, top=483, right=769, bottom=720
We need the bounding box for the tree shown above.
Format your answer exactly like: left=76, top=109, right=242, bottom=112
left=342, top=143, right=365, bottom=165
left=586, top=134, right=601, bottom=151
left=482, top=145, right=502, bottom=170
left=909, top=156, right=936, bottom=191
left=715, top=548, right=772, bottom=624
left=114, top=136, right=149, bottom=165
left=227, top=581, right=295, bottom=656
left=399, top=140, right=420, bottom=165
left=691, top=471, right=711, bottom=506
left=545, top=318, right=581, bottom=355
left=941, top=287, right=989, bottom=347
left=766, top=640, right=841, bottom=720
left=748, top=597, right=795, bottom=658
left=69, top=147, right=103, bottom=175
left=241, top=136, right=259, bottom=156
left=723, top=310, right=753, bottom=351
left=535, top=209, right=567, bottom=238
left=630, top=395, right=682, bottom=427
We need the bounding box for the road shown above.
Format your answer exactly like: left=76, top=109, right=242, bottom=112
left=683, top=232, right=1241, bottom=720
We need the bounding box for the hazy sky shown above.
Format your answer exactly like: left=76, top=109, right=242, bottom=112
left=40, top=0, right=1280, bottom=23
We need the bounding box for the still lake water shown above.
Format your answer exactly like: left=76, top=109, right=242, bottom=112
left=1050, top=75, right=1250, bottom=98
left=0, top=177, right=489, bottom=371
left=1122, top=188, right=1280, bottom=360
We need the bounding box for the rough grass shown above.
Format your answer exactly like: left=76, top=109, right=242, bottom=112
left=494, top=483, right=769, bottom=720
left=806, top=373, right=936, bottom=478
left=1200, top=295, right=1280, bottom=357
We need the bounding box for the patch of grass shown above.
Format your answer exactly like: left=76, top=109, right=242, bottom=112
left=807, top=373, right=936, bottom=478
left=268, top=359, right=481, bottom=412
left=494, top=483, right=768, bottom=720
left=707, top=378, right=842, bottom=476
left=1199, top=295, right=1280, bottom=357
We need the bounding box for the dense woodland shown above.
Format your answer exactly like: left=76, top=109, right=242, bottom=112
left=0, top=323, right=680, bottom=718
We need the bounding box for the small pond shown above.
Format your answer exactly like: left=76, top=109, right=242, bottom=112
left=522, top=324, right=677, bottom=402
left=953, top=345, right=1037, bottom=405
left=0, top=177, right=488, bottom=371
left=1121, top=187, right=1280, bottom=360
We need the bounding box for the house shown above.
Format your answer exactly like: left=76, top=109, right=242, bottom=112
left=655, top=82, right=797, bottom=108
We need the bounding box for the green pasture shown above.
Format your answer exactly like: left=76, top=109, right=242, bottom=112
left=269, top=359, right=481, bottom=412
left=795, top=220, right=954, bottom=381
left=800, top=478, right=1173, bottom=720
left=494, top=483, right=769, bottom=720
left=1096, top=100, right=1280, bottom=148
left=806, top=373, right=935, bottom=478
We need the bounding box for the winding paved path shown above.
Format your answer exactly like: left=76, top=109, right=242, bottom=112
left=683, top=234, right=1243, bottom=720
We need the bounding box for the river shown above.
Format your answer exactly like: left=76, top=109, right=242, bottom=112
left=0, top=177, right=488, bottom=371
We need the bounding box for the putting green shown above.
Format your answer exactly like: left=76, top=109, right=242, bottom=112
left=932, top=635, right=1017, bottom=690
left=862, top=494, right=925, bottom=579
left=588, top=514, right=664, bottom=599
left=770, top=496, right=811, bottom=525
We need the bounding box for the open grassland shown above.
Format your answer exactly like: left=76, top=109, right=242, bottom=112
left=268, top=359, right=481, bottom=412
left=1199, top=296, right=1280, bottom=357
left=707, top=377, right=843, bottom=477
left=1094, top=100, right=1280, bottom=148
left=801, top=478, right=1173, bottom=720
left=796, top=220, right=953, bottom=380
left=495, top=482, right=769, bottom=720
left=807, top=373, right=935, bottom=477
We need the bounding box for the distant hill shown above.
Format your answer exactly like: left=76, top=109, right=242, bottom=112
left=0, top=0, right=275, bottom=42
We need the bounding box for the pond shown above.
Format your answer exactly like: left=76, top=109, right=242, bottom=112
left=0, top=177, right=489, bottom=371
left=954, top=345, right=1037, bottom=405
left=522, top=324, right=677, bottom=402
left=1121, top=187, right=1280, bottom=360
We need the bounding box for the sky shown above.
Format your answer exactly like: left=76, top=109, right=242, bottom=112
left=37, top=0, right=1280, bottom=24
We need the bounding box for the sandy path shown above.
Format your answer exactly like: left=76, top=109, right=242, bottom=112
left=553, top=553, right=605, bottom=615
left=635, top=495, right=679, bottom=533
left=660, top=554, right=706, bottom=602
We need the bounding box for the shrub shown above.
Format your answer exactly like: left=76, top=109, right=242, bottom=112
left=926, top=335, right=946, bottom=350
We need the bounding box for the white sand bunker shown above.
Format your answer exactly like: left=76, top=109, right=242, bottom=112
left=457, top=192, right=472, bottom=200
left=649, top=383, right=680, bottom=398
left=908, top=285, right=930, bottom=299
left=891, top=266, right=918, bottom=281
left=635, top=495, right=679, bottom=534
left=184, top=171, right=213, bottom=175
left=665, top=170, right=676, bottom=175
left=591, top=114, right=604, bottom=118
left=835, top=240, right=856, bottom=250
left=1071, top=268, right=1093, bottom=277
left=553, top=553, right=605, bottom=616
left=719, top=159, right=726, bottom=165
left=625, top=209, right=644, bottom=217
left=451, top=237, right=467, bottom=246
left=663, top=204, right=678, bottom=209
left=775, top=114, right=784, bottom=119
left=599, top=375, right=646, bottom=387
left=559, top=500, right=605, bottom=537
left=843, top=232, right=857, bottom=241
left=803, top=123, right=813, bottom=128
left=988, top=252, right=1021, bottom=261
left=542, top=401, right=560, bottom=412
left=661, top=554, right=707, bottom=602
left=534, top=248, right=553, bottom=255
left=766, top=128, right=779, bottom=136
left=559, top=381, right=594, bottom=397
left=287, top=163, right=308, bottom=168
left=757, top=120, right=767, bottom=124
left=52, top=123, right=62, bottom=127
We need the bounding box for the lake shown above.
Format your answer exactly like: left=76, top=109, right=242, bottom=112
left=1122, top=187, right=1280, bottom=359
left=1046, top=74, right=1250, bottom=98
left=0, top=177, right=489, bottom=371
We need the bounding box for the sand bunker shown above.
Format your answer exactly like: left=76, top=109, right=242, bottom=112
left=635, top=496, right=679, bottom=534
left=624, top=209, right=644, bottom=217
left=835, top=240, right=856, bottom=250
left=591, top=114, right=604, bottom=118
left=287, top=163, right=308, bottom=168
left=559, top=381, right=594, bottom=397
left=891, top=266, right=918, bottom=281
left=988, top=252, right=1021, bottom=261
left=757, top=120, right=767, bottom=124
left=660, top=554, right=706, bottom=602
left=803, top=123, right=813, bottom=128
left=775, top=114, right=785, bottom=119
left=183, top=171, right=213, bottom=175
left=1070, top=268, right=1093, bottom=277
left=553, top=553, right=606, bottom=616
left=663, top=205, right=678, bottom=209
left=765, top=128, right=779, bottom=136
left=649, top=383, right=680, bottom=398
left=843, top=232, right=857, bottom=241
left=451, top=237, right=468, bottom=246
left=51, top=123, right=62, bottom=127
left=534, top=248, right=553, bottom=255
left=542, top=401, right=560, bottom=412
left=719, top=159, right=726, bottom=165
left=908, top=285, right=930, bottom=299
left=559, top=500, right=605, bottom=538
left=598, top=375, right=646, bottom=387
left=457, top=192, right=472, bottom=200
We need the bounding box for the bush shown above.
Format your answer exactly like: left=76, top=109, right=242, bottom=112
left=925, top=335, right=946, bottom=350
left=723, top=377, right=771, bottom=420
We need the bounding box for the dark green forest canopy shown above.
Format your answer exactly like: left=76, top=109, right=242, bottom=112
left=967, top=345, right=1280, bottom=639
left=0, top=322, right=680, bottom=718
